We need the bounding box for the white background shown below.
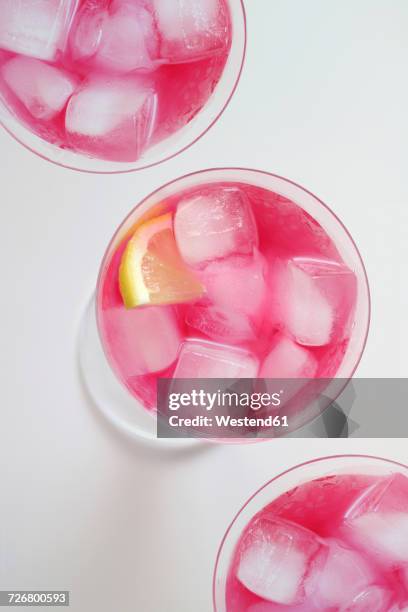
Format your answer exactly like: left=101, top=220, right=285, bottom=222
left=1, top=1, right=408, bottom=610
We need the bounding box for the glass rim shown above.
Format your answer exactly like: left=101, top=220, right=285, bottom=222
left=0, top=0, right=247, bottom=174
left=212, top=453, right=408, bottom=611
left=95, top=166, right=371, bottom=390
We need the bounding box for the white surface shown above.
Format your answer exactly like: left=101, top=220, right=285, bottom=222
left=1, top=1, right=408, bottom=611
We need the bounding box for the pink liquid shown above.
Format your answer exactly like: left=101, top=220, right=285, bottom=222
left=97, top=181, right=358, bottom=412
left=0, top=0, right=231, bottom=162
left=225, top=472, right=408, bottom=611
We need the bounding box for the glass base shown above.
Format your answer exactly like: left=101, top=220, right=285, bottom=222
left=78, top=294, right=199, bottom=447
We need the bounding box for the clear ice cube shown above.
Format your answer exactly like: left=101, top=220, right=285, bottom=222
left=344, top=473, right=408, bottom=564
left=1, top=56, right=77, bottom=120
left=236, top=516, right=328, bottom=605
left=0, top=0, right=78, bottom=60
left=272, top=257, right=357, bottom=347
left=260, top=337, right=317, bottom=379
left=346, top=473, right=408, bottom=517
left=69, top=0, right=108, bottom=60
left=174, top=187, right=258, bottom=268
left=173, top=339, right=259, bottom=379
left=346, top=512, right=408, bottom=564
left=185, top=306, right=256, bottom=344
left=340, top=586, right=392, bottom=612
left=103, top=305, right=182, bottom=377
left=152, top=0, right=228, bottom=63
left=65, top=76, right=158, bottom=161
left=199, top=252, right=267, bottom=316
left=185, top=251, right=266, bottom=344
left=95, top=1, right=159, bottom=72
left=258, top=337, right=318, bottom=414
left=308, top=539, right=374, bottom=608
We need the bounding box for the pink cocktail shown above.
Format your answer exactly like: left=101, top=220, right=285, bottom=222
left=0, top=0, right=245, bottom=171
left=214, top=456, right=408, bottom=611
left=95, top=169, right=370, bottom=438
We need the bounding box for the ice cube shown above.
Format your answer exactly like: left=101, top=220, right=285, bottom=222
left=272, top=257, right=357, bottom=347
left=259, top=337, right=318, bottom=415
left=174, top=187, right=258, bottom=268
left=152, top=0, right=229, bottom=63
left=103, top=305, right=182, bottom=377
left=345, top=473, right=408, bottom=517
left=340, top=586, right=392, bottom=612
left=65, top=76, right=158, bottom=161
left=260, top=337, right=317, bottom=379
left=344, top=474, right=408, bottom=564
left=185, top=306, right=256, bottom=344
left=173, top=339, right=259, bottom=379
left=307, top=540, right=374, bottom=608
left=185, top=251, right=266, bottom=343
left=1, top=56, right=77, bottom=120
left=95, top=2, right=159, bottom=72
left=69, top=0, right=108, bottom=60
left=345, top=512, right=408, bottom=564
left=0, top=0, right=77, bottom=60
left=199, top=251, right=267, bottom=316
left=236, top=516, right=328, bottom=605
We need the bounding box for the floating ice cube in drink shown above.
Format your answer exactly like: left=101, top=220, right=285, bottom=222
left=103, top=305, right=182, bottom=378
left=152, top=0, right=229, bottom=63
left=236, top=517, right=328, bottom=605
left=185, top=306, right=256, bottom=344
left=199, top=252, right=267, bottom=316
left=307, top=539, right=375, bottom=608
left=272, top=257, right=357, bottom=347
left=2, top=56, right=77, bottom=120
left=94, top=1, right=159, bottom=72
left=174, top=339, right=259, bottom=379
left=344, top=509, right=408, bottom=565
left=174, top=187, right=258, bottom=267
left=0, top=0, right=77, bottom=60
left=65, top=76, right=157, bottom=161
left=260, top=337, right=317, bottom=379
left=185, top=250, right=266, bottom=343
left=343, top=473, right=408, bottom=564
left=69, top=0, right=109, bottom=61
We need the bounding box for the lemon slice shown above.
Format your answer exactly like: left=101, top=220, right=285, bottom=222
left=119, top=212, right=204, bottom=308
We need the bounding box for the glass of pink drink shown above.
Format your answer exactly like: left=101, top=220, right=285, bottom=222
left=214, top=455, right=408, bottom=612
left=0, top=0, right=245, bottom=172
left=80, top=169, right=369, bottom=441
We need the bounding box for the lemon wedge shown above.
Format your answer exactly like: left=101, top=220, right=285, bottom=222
left=119, top=212, right=204, bottom=308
